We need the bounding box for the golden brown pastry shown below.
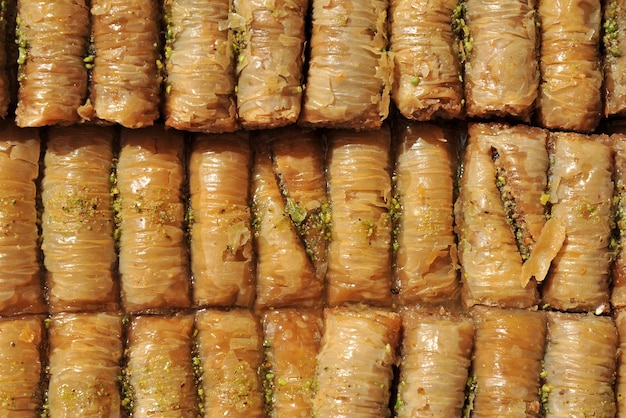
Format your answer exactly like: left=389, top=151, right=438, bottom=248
left=393, top=121, right=460, bottom=307
left=389, top=0, right=463, bottom=120
left=543, top=312, right=617, bottom=417
left=542, top=132, right=613, bottom=313
left=537, top=0, right=603, bottom=132
left=15, top=0, right=90, bottom=126
left=299, top=0, right=391, bottom=129
left=0, top=316, right=44, bottom=417
left=463, top=0, right=539, bottom=121
left=196, top=309, right=264, bottom=418
left=79, top=0, right=162, bottom=128
left=261, top=309, right=323, bottom=417
left=124, top=314, right=197, bottom=417
left=117, top=127, right=190, bottom=313
left=469, top=306, right=546, bottom=417
left=189, top=131, right=255, bottom=308
left=41, top=126, right=118, bottom=313
left=47, top=312, right=123, bottom=417
left=325, top=127, right=393, bottom=307
left=396, top=309, right=473, bottom=417
left=163, top=0, right=239, bottom=132
left=312, top=307, right=401, bottom=418
left=0, top=122, right=45, bottom=315
left=233, top=0, right=308, bottom=129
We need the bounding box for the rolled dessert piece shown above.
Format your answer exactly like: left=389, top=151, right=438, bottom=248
left=116, top=127, right=190, bottom=313
left=0, top=316, right=44, bottom=417
left=195, top=308, right=264, bottom=418
left=78, top=0, right=162, bottom=128
left=603, top=0, right=626, bottom=117
left=325, top=127, right=393, bottom=307
left=388, top=0, right=463, bottom=121
left=123, top=314, right=198, bottom=417
left=259, top=126, right=330, bottom=282
left=542, top=312, right=617, bottom=417
left=392, top=121, right=460, bottom=307
left=613, top=133, right=626, bottom=308
left=232, top=0, right=308, bottom=129
left=41, top=125, right=118, bottom=313
left=542, top=132, right=613, bottom=313
left=0, top=2, right=12, bottom=117
left=467, top=306, right=546, bottom=417
left=461, top=0, right=539, bottom=121
left=395, top=309, right=473, bottom=418
left=15, top=0, right=90, bottom=127
left=536, top=0, right=603, bottom=132
left=261, top=309, right=323, bottom=418
left=0, top=122, right=45, bottom=315
left=299, top=0, right=392, bottom=130
left=455, top=123, right=548, bottom=309
left=188, top=131, right=255, bottom=308
left=162, top=0, right=238, bottom=132
left=46, top=312, right=123, bottom=418
left=252, top=136, right=322, bottom=310
left=312, top=307, right=401, bottom=417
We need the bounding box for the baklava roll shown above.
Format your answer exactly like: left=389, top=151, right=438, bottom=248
left=252, top=138, right=322, bottom=310
left=41, top=126, right=118, bottom=313
left=312, top=307, right=401, bottom=417
left=613, top=133, right=626, bottom=308
left=543, top=312, right=617, bottom=417
left=299, top=0, right=391, bottom=129
left=196, top=309, right=264, bottom=418
left=46, top=312, right=123, bottom=418
left=468, top=306, right=546, bottom=417
left=124, top=314, right=197, bottom=417
left=260, top=126, right=330, bottom=282
left=542, top=132, right=613, bottom=313
left=326, top=127, right=393, bottom=307
left=15, top=0, right=90, bottom=127
left=233, top=0, right=308, bottom=129
left=162, top=0, right=238, bottom=132
left=117, top=127, right=189, bottom=313
left=395, top=310, right=473, bottom=418
left=189, top=131, right=255, bottom=308
left=392, top=121, right=460, bottom=306
left=455, top=123, right=544, bottom=309
left=78, top=0, right=162, bottom=128
left=603, top=0, right=626, bottom=117
left=0, top=122, right=45, bottom=315
left=389, top=0, right=463, bottom=121
left=537, top=0, right=603, bottom=132
left=0, top=316, right=44, bottom=417
left=463, top=0, right=539, bottom=121
left=261, top=309, right=323, bottom=417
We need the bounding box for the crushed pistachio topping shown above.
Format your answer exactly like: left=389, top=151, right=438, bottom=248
left=15, top=14, right=28, bottom=72
left=492, top=151, right=530, bottom=260
left=389, top=192, right=401, bottom=252
left=285, top=198, right=307, bottom=225
left=192, top=333, right=205, bottom=416
left=604, top=1, right=621, bottom=57
left=84, top=33, right=95, bottom=70
left=261, top=341, right=275, bottom=416
left=452, top=2, right=473, bottom=64
left=462, top=375, right=478, bottom=418
left=410, top=76, right=420, bottom=86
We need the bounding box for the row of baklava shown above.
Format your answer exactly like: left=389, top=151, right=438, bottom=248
left=1, top=0, right=624, bottom=133
left=0, top=305, right=623, bottom=417
left=1, top=118, right=626, bottom=315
